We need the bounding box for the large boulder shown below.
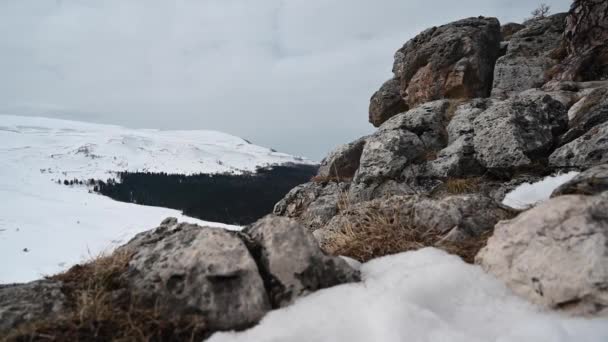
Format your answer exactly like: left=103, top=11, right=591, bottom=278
left=473, top=93, right=568, bottom=172
left=552, top=163, right=608, bottom=197
left=244, top=216, right=360, bottom=308
left=491, top=13, right=567, bottom=99
left=426, top=135, right=482, bottom=178
left=369, top=78, right=408, bottom=127
left=273, top=181, right=349, bottom=230
left=0, top=280, right=67, bottom=333
left=391, top=17, right=501, bottom=108
left=477, top=193, right=608, bottom=315
left=317, top=137, right=366, bottom=180
left=549, top=121, right=608, bottom=168
left=122, top=222, right=270, bottom=331
left=552, top=0, right=608, bottom=81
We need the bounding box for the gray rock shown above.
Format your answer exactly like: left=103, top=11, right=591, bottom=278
left=347, top=179, right=419, bottom=203
left=552, top=163, right=608, bottom=197
left=0, top=280, right=66, bottom=333
left=426, top=135, right=483, bottom=178
left=476, top=193, right=608, bottom=315
left=392, top=17, right=501, bottom=107
left=412, top=194, right=510, bottom=236
left=560, top=87, right=608, bottom=144
left=473, top=93, right=568, bottom=171
left=369, top=78, right=408, bottom=127
left=446, top=98, right=493, bottom=143
left=123, top=223, right=271, bottom=331
left=354, top=128, right=425, bottom=184
left=491, top=13, right=567, bottom=99
left=273, top=181, right=349, bottom=230
left=245, top=216, right=360, bottom=308
left=549, top=121, right=608, bottom=168
left=379, top=100, right=450, bottom=150
left=317, top=137, right=367, bottom=180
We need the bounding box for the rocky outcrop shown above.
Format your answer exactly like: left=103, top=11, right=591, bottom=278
left=549, top=121, right=608, bottom=168
left=491, top=13, right=567, bottom=99
left=473, top=93, right=567, bottom=172
left=244, top=216, right=359, bottom=307
left=389, top=17, right=501, bottom=108
left=0, top=280, right=67, bottom=333
left=477, top=193, right=608, bottom=315
left=553, top=0, right=608, bottom=81
left=552, top=163, right=608, bottom=197
left=369, top=78, right=408, bottom=127
left=317, top=137, right=367, bottom=180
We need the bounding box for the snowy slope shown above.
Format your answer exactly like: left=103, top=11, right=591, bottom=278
left=0, top=115, right=312, bottom=283
left=210, top=248, right=608, bottom=342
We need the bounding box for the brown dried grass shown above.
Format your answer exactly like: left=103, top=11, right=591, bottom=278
left=3, top=249, right=208, bottom=342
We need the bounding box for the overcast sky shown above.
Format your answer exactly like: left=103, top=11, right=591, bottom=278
left=0, top=0, right=572, bottom=160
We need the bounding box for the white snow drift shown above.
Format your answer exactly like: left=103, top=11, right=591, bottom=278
left=210, top=248, right=608, bottom=342
left=0, top=115, right=311, bottom=283
left=502, top=172, right=580, bottom=209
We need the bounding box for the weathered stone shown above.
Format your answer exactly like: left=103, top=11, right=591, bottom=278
left=446, top=98, right=493, bottom=143
left=0, top=280, right=66, bottom=333
left=561, top=87, right=608, bottom=144
left=552, top=163, right=608, bottom=197
left=379, top=100, right=450, bottom=150
left=317, top=137, right=366, bottom=180
left=426, top=135, right=483, bottom=178
left=552, top=0, right=608, bottom=81
left=273, top=181, right=349, bottom=230
left=123, top=223, right=271, bottom=331
left=491, top=13, right=567, bottom=99
left=347, top=179, right=419, bottom=204
left=501, top=22, right=525, bottom=40
left=245, top=216, right=360, bottom=308
left=369, top=78, right=408, bottom=127
left=412, top=194, right=510, bottom=236
left=477, top=193, right=608, bottom=315
left=473, top=93, right=568, bottom=171
left=354, top=128, right=425, bottom=184
left=550, top=121, right=608, bottom=168
left=392, top=17, right=501, bottom=107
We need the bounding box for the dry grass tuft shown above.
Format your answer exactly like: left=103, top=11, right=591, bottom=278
left=324, top=200, right=493, bottom=264
left=324, top=207, right=441, bottom=263
left=444, top=178, right=480, bottom=194
left=4, top=249, right=209, bottom=342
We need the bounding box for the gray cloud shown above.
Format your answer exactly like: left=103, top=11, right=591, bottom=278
left=0, top=0, right=572, bottom=160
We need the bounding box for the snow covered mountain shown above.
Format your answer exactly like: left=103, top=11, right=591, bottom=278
left=0, top=115, right=313, bottom=283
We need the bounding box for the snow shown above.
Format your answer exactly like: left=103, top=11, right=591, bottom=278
left=0, top=115, right=313, bottom=283
left=210, top=248, right=608, bottom=342
left=502, top=172, right=580, bottom=209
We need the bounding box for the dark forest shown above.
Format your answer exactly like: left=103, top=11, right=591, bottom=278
left=93, top=164, right=317, bottom=225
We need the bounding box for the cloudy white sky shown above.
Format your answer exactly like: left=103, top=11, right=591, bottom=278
left=1, top=0, right=572, bottom=159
